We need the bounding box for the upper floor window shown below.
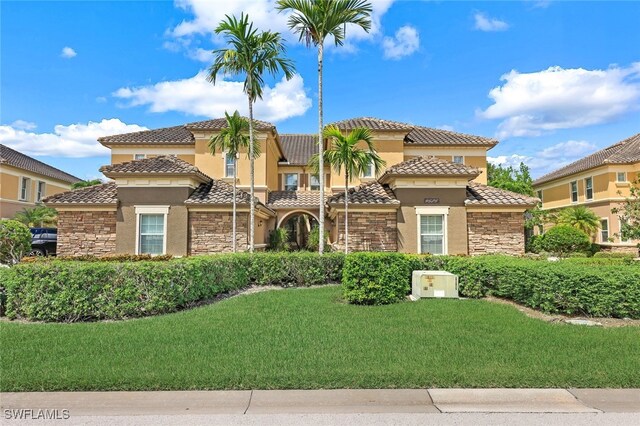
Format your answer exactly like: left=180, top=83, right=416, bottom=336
left=617, top=172, right=627, bottom=182
left=284, top=173, right=298, bottom=191
left=134, top=154, right=146, bottom=160
left=20, top=177, right=30, bottom=201
left=361, top=159, right=375, bottom=178
left=452, top=155, right=464, bottom=164
left=225, top=153, right=236, bottom=178
left=36, top=181, right=46, bottom=202
left=570, top=181, right=578, bottom=203
left=600, top=219, right=609, bottom=242
left=309, top=174, right=320, bottom=190
left=585, top=177, right=593, bottom=200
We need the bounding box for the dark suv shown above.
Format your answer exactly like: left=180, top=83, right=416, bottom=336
left=30, top=228, right=57, bottom=256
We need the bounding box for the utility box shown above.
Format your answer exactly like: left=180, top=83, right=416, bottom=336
left=412, top=270, right=459, bottom=299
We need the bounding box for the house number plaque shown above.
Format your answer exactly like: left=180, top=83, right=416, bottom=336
left=423, top=198, right=440, bottom=204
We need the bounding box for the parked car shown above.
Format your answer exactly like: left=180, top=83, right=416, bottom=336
left=30, top=228, right=57, bottom=256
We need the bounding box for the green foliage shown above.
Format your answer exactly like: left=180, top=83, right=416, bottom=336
left=526, top=234, right=545, bottom=254
left=208, top=110, right=258, bottom=159
left=4, top=252, right=344, bottom=322
left=13, top=206, right=58, bottom=227
left=0, top=220, right=32, bottom=265
left=21, top=254, right=174, bottom=263
left=594, top=251, right=636, bottom=259
left=268, top=227, right=290, bottom=251
left=487, top=162, right=534, bottom=196
left=540, top=225, right=591, bottom=256
left=612, top=173, right=640, bottom=242
left=71, top=179, right=102, bottom=189
left=556, top=205, right=601, bottom=236
left=306, top=225, right=329, bottom=252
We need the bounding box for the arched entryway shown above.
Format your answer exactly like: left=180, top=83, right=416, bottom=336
left=277, top=210, right=319, bottom=250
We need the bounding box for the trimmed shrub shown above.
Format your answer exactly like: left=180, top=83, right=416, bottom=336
left=21, top=254, right=174, bottom=263
left=594, top=251, right=636, bottom=259
left=0, top=220, right=31, bottom=265
left=540, top=225, right=591, bottom=256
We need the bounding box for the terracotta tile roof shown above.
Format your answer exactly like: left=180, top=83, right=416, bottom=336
left=43, top=182, right=117, bottom=205
left=0, top=144, right=81, bottom=184
left=534, top=133, right=640, bottom=185
left=381, top=156, right=480, bottom=179
left=100, top=156, right=209, bottom=181
left=185, top=117, right=275, bottom=131
left=98, top=125, right=194, bottom=146
left=328, top=117, right=414, bottom=131
left=267, top=191, right=324, bottom=208
left=185, top=180, right=253, bottom=205
left=465, top=182, right=539, bottom=207
left=279, top=134, right=317, bottom=165
left=327, top=181, right=400, bottom=205
left=405, top=126, right=498, bottom=147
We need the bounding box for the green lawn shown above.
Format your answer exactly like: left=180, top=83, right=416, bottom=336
left=1, top=286, right=639, bottom=391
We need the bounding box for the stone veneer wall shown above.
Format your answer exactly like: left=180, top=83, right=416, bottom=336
left=467, top=211, right=525, bottom=256
left=335, top=211, right=397, bottom=252
left=598, top=244, right=639, bottom=256
left=189, top=211, right=248, bottom=254
left=57, top=210, right=117, bottom=256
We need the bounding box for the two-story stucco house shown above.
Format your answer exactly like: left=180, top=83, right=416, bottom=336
left=44, top=117, right=538, bottom=256
left=533, top=132, right=640, bottom=254
left=0, top=144, right=82, bottom=219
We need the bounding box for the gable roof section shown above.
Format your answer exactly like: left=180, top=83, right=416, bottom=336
left=185, top=117, right=275, bottom=131
left=185, top=179, right=252, bottom=205
left=465, top=182, right=539, bottom=207
left=267, top=191, right=324, bottom=208
left=534, top=133, right=640, bottom=186
left=380, top=156, right=480, bottom=181
left=0, top=144, right=81, bottom=184
left=327, top=181, right=399, bottom=206
left=328, top=117, right=414, bottom=131
left=405, top=126, right=498, bottom=147
left=98, top=125, right=195, bottom=146
left=43, top=182, right=117, bottom=206
left=99, top=156, right=209, bottom=182
left=279, top=134, right=317, bottom=165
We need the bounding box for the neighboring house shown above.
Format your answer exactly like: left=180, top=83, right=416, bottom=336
left=0, top=144, right=82, bottom=219
left=533, top=132, right=640, bottom=254
left=44, top=117, right=537, bottom=256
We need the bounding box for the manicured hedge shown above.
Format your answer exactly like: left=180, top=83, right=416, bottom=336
left=3, top=253, right=344, bottom=322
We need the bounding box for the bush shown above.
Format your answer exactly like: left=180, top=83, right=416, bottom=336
left=594, top=251, right=636, bottom=259
left=306, top=226, right=329, bottom=252
left=526, top=234, right=544, bottom=254
left=0, top=220, right=32, bottom=265
left=4, top=252, right=344, bottom=322
left=21, top=254, right=174, bottom=263
left=540, top=225, right=591, bottom=256
left=268, top=228, right=289, bottom=251
left=342, top=253, right=414, bottom=305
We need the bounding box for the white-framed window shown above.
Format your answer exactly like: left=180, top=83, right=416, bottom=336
left=36, top=181, right=46, bottom=202
left=134, top=154, right=146, bottom=160
left=284, top=173, right=298, bottom=191
left=19, top=177, right=30, bottom=201
left=617, top=172, right=627, bottom=182
left=416, top=207, right=448, bottom=255
left=584, top=177, right=593, bottom=200
left=570, top=181, right=578, bottom=203
left=309, top=174, right=320, bottom=190
left=135, top=206, right=169, bottom=255
left=452, top=155, right=464, bottom=164
left=600, top=218, right=609, bottom=242
left=361, top=158, right=375, bottom=178
left=224, top=153, right=236, bottom=178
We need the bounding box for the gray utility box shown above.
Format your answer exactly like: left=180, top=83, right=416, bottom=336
left=412, top=270, right=459, bottom=299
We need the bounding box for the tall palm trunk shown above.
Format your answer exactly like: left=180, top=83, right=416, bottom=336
left=318, top=42, right=325, bottom=254
left=247, top=80, right=255, bottom=253
left=344, top=170, right=348, bottom=254
left=232, top=155, right=237, bottom=253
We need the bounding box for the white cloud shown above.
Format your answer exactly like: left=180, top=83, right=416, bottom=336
left=9, top=120, right=37, bottom=131
left=489, top=140, right=598, bottom=177
left=187, top=47, right=214, bottom=63
left=113, top=72, right=311, bottom=122
left=60, top=46, right=77, bottom=58
left=474, top=12, right=509, bottom=32
left=382, top=25, right=419, bottom=60
left=480, top=63, right=640, bottom=139
left=0, top=119, right=148, bottom=158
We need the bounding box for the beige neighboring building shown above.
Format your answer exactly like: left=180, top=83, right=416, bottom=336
left=533, top=132, right=640, bottom=254
left=0, top=144, right=81, bottom=219
left=45, top=117, right=538, bottom=257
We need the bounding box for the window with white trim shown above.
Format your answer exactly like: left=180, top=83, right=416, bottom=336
left=361, top=158, right=375, bottom=178
left=600, top=219, right=609, bottom=242
left=585, top=177, right=593, bottom=200
left=309, top=174, right=320, bottom=190
left=419, top=215, right=445, bottom=255
left=135, top=206, right=169, bottom=255
left=134, top=154, right=146, bottom=160
left=570, top=181, right=578, bottom=203
left=284, top=173, right=298, bottom=191
left=36, top=181, right=46, bottom=202
left=452, top=155, right=464, bottom=164
left=20, top=177, right=30, bottom=201
left=617, top=172, right=626, bottom=182
left=225, top=153, right=236, bottom=178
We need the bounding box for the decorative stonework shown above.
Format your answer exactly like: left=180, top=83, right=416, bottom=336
left=598, top=244, right=639, bottom=256
left=189, top=211, right=248, bottom=254
left=57, top=211, right=117, bottom=256
left=334, top=211, right=397, bottom=252
left=467, top=211, right=525, bottom=256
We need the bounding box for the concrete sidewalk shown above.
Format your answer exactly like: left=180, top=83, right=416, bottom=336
left=1, top=389, right=639, bottom=418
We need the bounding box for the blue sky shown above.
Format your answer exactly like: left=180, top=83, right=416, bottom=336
left=1, top=0, right=639, bottom=180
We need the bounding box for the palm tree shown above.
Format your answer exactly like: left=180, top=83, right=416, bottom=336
left=276, top=0, right=373, bottom=254
left=208, top=111, right=259, bottom=252
left=556, top=205, right=601, bottom=237
left=209, top=13, right=295, bottom=253
left=14, top=206, right=58, bottom=228
left=310, top=126, right=384, bottom=253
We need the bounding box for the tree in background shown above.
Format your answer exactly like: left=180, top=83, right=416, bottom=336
left=14, top=206, right=58, bottom=228
left=487, top=162, right=534, bottom=196
left=71, top=179, right=102, bottom=189
left=556, top=205, right=601, bottom=237
left=612, top=173, right=640, bottom=242
left=0, top=219, right=32, bottom=265
left=209, top=13, right=295, bottom=252
left=276, top=0, right=373, bottom=254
